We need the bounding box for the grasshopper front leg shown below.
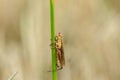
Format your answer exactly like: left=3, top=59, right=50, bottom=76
left=50, top=40, right=56, bottom=49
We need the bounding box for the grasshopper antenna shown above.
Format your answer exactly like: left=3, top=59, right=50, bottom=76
left=47, top=68, right=63, bottom=72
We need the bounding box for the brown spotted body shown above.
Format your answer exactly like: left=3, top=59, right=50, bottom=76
left=55, top=33, right=65, bottom=70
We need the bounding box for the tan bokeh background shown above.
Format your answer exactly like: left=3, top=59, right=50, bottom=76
left=0, top=0, right=120, bottom=80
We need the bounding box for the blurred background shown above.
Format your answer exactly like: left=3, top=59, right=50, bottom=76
left=0, top=0, right=120, bottom=80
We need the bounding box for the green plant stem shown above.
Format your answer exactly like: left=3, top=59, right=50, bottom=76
left=50, top=0, right=57, bottom=80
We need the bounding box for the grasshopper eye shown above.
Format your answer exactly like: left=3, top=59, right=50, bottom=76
left=58, top=33, right=62, bottom=36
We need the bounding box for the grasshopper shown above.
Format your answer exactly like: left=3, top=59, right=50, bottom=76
left=50, top=33, right=65, bottom=71
left=55, top=33, right=65, bottom=70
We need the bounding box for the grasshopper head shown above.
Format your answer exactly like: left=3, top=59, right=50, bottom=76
left=55, top=33, right=63, bottom=41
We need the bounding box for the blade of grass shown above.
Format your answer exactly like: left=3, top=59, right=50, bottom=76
left=50, top=0, right=57, bottom=80
left=8, top=71, right=18, bottom=80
